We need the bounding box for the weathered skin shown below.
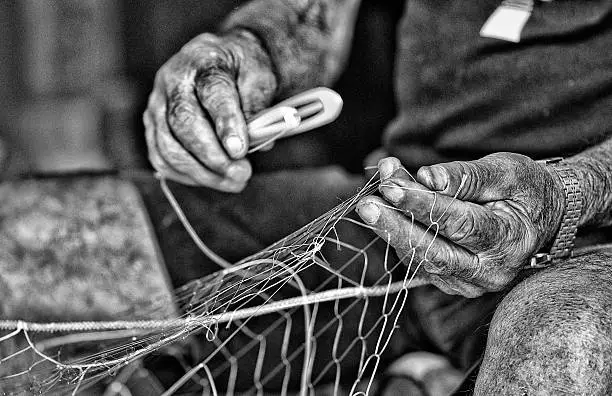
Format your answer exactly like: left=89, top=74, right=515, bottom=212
left=356, top=152, right=612, bottom=393
left=224, top=0, right=362, bottom=96
left=145, top=0, right=612, bottom=393
left=565, top=139, right=612, bottom=229
left=476, top=252, right=612, bottom=395
left=357, top=154, right=566, bottom=298
left=356, top=143, right=612, bottom=298
left=144, top=30, right=276, bottom=190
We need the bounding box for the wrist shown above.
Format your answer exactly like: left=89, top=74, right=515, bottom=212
left=531, top=158, right=582, bottom=268
left=539, top=162, right=567, bottom=248
left=563, top=156, right=604, bottom=228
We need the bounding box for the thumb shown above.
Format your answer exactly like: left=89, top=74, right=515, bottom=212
left=416, top=155, right=515, bottom=202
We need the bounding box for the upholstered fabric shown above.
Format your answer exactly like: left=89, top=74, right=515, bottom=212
left=0, top=176, right=176, bottom=323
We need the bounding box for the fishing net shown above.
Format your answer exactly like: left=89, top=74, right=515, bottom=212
left=0, top=167, right=462, bottom=395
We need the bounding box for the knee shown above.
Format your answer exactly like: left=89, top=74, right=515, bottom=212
left=475, top=252, right=612, bottom=395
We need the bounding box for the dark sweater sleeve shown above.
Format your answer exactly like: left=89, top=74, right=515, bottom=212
left=222, top=0, right=361, bottom=97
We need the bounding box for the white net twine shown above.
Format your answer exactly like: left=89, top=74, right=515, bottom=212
left=0, top=167, right=464, bottom=395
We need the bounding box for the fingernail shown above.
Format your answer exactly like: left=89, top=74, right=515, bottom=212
left=225, top=136, right=244, bottom=156
left=418, top=168, right=434, bottom=189
left=428, top=166, right=449, bottom=191
left=227, top=164, right=249, bottom=182
left=357, top=202, right=380, bottom=224
left=379, top=159, right=395, bottom=180
left=380, top=184, right=404, bottom=203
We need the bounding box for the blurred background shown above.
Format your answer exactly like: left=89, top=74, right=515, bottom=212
left=0, top=0, right=402, bottom=178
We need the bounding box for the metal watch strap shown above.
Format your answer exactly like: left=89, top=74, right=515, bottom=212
left=530, top=158, right=583, bottom=268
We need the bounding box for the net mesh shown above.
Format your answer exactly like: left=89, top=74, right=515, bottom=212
left=0, top=167, right=462, bottom=395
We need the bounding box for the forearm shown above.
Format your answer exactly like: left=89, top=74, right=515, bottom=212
left=222, top=0, right=361, bottom=96
left=565, top=136, right=612, bottom=228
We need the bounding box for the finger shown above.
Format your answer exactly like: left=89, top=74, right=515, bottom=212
left=156, top=121, right=248, bottom=192
left=377, top=156, right=403, bottom=181
left=195, top=70, right=249, bottom=159
left=378, top=176, right=502, bottom=251
left=166, top=83, right=249, bottom=181
left=428, top=274, right=487, bottom=298
left=145, top=91, right=202, bottom=185
left=355, top=196, right=478, bottom=280
left=155, top=95, right=249, bottom=191
left=415, top=153, right=530, bottom=202
left=144, top=109, right=198, bottom=186
left=146, top=92, right=249, bottom=191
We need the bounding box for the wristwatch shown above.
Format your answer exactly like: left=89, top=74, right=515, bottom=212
left=529, top=157, right=583, bottom=268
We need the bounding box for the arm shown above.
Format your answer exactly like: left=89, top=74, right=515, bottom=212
left=224, top=0, right=362, bottom=96
left=565, top=137, right=612, bottom=228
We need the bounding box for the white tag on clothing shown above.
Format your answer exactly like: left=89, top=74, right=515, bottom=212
left=480, top=3, right=533, bottom=43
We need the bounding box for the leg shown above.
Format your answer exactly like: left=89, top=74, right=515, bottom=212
left=475, top=249, right=612, bottom=395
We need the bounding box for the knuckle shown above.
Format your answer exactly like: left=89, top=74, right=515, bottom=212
left=195, top=32, right=221, bottom=46
left=423, top=246, right=444, bottom=267
left=167, top=101, right=196, bottom=131
left=422, top=259, right=445, bottom=275
left=210, top=95, right=237, bottom=117
left=192, top=48, right=235, bottom=82
left=196, top=70, right=235, bottom=98
left=181, top=33, right=219, bottom=54
left=442, top=161, right=484, bottom=197
left=155, top=60, right=186, bottom=89
left=488, top=152, right=529, bottom=178
left=464, top=161, right=489, bottom=186
left=447, top=212, right=477, bottom=243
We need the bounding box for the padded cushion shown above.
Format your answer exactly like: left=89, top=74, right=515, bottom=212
left=0, top=176, right=176, bottom=323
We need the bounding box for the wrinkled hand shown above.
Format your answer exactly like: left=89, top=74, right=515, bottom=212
left=356, top=153, right=566, bottom=298
left=144, top=31, right=277, bottom=191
